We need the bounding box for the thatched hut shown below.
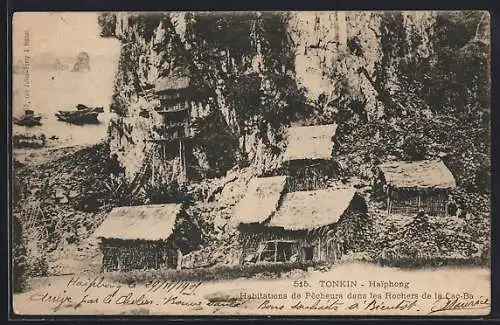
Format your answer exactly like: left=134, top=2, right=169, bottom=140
left=93, top=204, right=201, bottom=272
left=231, top=176, right=287, bottom=227
left=283, top=124, right=339, bottom=191
left=237, top=187, right=368, bottom=265
left=373, top=159, right=456, bottom=216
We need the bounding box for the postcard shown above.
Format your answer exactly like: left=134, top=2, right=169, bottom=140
left=11, top=11, right=491, bottom=316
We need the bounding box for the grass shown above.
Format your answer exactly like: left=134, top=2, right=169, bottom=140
left=102, top=248, right=488, bottom=285
left=95, top=256, right=490, bottom=286
left=376, top=255, right=490, bottom=269
left=104, top=262, right=321, bottom=284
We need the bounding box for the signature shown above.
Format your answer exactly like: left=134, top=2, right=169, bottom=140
left=429, top=296, right=490, bottom=314
left=29, top=291, right=73, bottom=312
left=364, top=299, right=418, bottom=312
left=67, top=276, right=122, bottom=293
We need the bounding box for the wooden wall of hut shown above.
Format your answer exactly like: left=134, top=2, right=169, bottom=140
left=371, top=170, right=387, bottom=200
left=237, top=225, right=343, bottom=265
left=99, top=239, right=178, bottom=272
left=158, top=87, right=209, bottom=105
left=286, top=160, right=337, bottom=192
left=388, top=188, right=449, bottom=216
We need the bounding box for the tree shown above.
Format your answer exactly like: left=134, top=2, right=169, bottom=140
left=98, top=13, right=117, bottom=38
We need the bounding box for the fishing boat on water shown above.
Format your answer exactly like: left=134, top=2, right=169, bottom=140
left=13, top=110, right=42, bottom=127
left=55, top=104, right=104, bottom=124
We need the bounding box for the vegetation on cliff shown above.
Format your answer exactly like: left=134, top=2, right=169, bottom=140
left=102, top=11, right=489, bottom=188
left=11, top=12, right=490, bottom=280
left=100, top=11, right=490, bottom=265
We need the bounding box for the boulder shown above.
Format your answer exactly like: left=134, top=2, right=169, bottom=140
left=54, top=188, right=66, bottom=199
left=76, top=226, right=87, bottom=237
left=68, top=190, right=80, bottom=199
left=30, top=187, right=40, bottom=196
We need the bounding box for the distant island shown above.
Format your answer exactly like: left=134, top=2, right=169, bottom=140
left=72, top=52, right=91, bottom=72
left=13, top=52, right=70, bottom=74
left=13, top=51, right=93, bottom=74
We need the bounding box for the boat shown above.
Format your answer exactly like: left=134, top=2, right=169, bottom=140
left=55, top=104, right=104, bottom=124
left=13, top=110, right=42, bottom=127
left=76, top=104, right=104, bottom=112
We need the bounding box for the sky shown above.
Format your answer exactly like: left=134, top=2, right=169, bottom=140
left=12, top=12, right=120, bottom=61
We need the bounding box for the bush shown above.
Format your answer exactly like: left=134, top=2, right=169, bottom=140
left=401, top=135, right=427, bottom=161
left=373, top=211, right=490, bottom=268
left=377, top=255, right=488, bottom=269
left=105, top=262, right=321, bottom=284
left=12, top=215, right=27, bottom=293
left=475, top=163, right=491, bottom=194
left=145, top=180, right=194, bottom=205
left=26, top=255, right=49, bottom=278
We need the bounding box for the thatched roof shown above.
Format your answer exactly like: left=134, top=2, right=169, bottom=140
left=93, top=204, right=183, bottom=241
left=378, top=159, right=456, bottom=189
left=284, top=124, right=337, bottom=162
left=267, top=188, right=356, bottom=230
left=233, top=176, right=287, bottom=225
left=155, top=74, right=191, bottom=92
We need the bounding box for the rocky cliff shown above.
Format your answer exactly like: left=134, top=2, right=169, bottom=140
left=105, top=12, right=475, bottom=190
left=11, top=11, right=490, bottom=277
left=99, top=11, right=490, bottom=265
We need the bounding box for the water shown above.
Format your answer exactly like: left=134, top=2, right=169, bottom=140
left=12, top=55, right=120, bottom=148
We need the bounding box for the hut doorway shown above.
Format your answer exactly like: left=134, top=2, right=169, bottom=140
left=301, top=246, right=314, bottom=262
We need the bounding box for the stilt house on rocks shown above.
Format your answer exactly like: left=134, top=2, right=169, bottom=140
left=148, top=70, right=199, bottom=182
left=234, top=181, right=368, bottom=265
left=107, top=67, right=207, bottom=188
left=283, top=124, right=339, bottom=191
left=108, top=64, right=235, bottom=190
left=93, top=204, right=201, bottom=272
left=372, top=159, right=457, bottom=216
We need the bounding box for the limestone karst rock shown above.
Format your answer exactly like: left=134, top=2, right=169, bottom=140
left=72, top=51, right=91, bottom=72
